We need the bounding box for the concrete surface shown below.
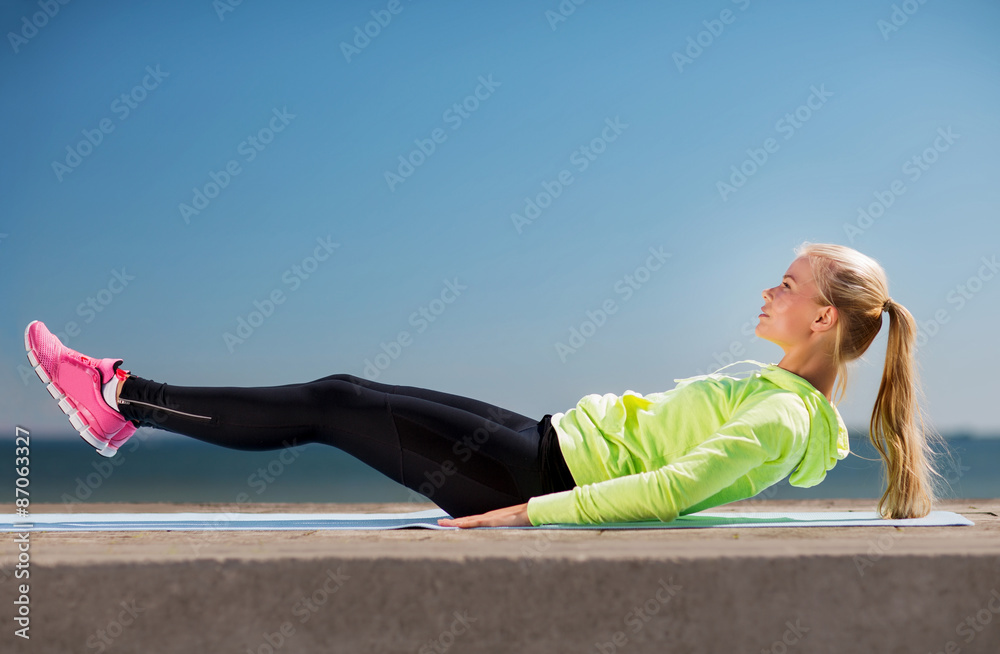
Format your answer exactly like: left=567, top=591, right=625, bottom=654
left=2, top=498, right=998, bottom=653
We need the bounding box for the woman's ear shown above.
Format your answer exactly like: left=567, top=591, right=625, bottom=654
left=813, top=305, right=837, bottom=333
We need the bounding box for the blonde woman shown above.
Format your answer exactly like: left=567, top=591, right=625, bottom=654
left=24, top=242, right=945, bottom=528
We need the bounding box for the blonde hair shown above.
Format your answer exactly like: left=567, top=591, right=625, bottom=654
left=793, top=241, right=949, bottom=519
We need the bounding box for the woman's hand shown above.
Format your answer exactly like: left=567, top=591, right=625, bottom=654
left=437, top=502, right=532, bottom=528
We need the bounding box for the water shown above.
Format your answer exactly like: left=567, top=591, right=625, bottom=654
left=5, top=434, right=424, bottom=507
left=2, top=432, right=996, bottom=508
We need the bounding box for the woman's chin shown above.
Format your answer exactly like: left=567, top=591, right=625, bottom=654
left=754, top=326, right=774, bottom=345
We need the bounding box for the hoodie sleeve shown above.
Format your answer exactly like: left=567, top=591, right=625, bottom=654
left=526, top=392, right=808, bottom=526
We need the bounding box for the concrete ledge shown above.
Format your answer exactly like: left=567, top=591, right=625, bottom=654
left=2, top=499, right=999, bottom=653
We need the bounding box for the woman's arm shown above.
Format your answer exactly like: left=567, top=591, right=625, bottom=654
left=527, top=393, right=809, bottom=525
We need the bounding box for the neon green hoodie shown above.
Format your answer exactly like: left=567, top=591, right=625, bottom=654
left=526, top=360, right=850, bottom=526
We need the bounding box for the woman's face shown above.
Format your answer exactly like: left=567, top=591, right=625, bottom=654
left=755, top=255, right=828, bottom=348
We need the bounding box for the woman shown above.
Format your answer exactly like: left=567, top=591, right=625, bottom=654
left=24, top=242, right=944, bottom=528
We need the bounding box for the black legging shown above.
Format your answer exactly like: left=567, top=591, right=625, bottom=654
left=116, top=373, right=577, bottom=518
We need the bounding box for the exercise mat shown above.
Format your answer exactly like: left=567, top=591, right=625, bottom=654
left=0, top=507, right=974, bottom=531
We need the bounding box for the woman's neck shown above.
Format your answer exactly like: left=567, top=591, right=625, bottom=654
left=776, top=350, right=837, bottom=402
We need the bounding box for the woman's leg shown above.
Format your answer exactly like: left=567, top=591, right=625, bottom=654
left=117, top=372, right=549, bottom=518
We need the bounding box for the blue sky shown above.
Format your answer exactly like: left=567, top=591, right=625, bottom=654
left=3, top=0, right=998, bottom=439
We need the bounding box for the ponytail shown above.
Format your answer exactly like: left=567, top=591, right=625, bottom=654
left=869, top=299, right=943, bottom=518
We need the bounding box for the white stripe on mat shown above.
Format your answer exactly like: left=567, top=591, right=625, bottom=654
left=0, top=508, right=974, bottom=531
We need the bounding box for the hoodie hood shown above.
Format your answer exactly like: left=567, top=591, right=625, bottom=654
left=674, top=359, right=850, bottom=487
left=757, top=362, right=850, bottom=486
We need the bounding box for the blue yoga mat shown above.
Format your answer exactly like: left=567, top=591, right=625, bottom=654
left=0, top=508, right=974, bottom=531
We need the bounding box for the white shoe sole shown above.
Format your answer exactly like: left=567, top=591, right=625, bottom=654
left=24, top=321, right=118, bottom=457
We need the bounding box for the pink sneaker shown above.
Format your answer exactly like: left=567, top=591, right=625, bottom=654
left=24, top=320, right=135, bottom=457
left=105, top=421, right=138, bottom=456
